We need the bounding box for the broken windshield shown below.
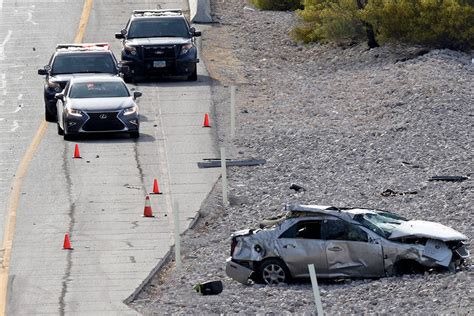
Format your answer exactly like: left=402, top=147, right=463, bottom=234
left=353, top=211, right=407, bottom=238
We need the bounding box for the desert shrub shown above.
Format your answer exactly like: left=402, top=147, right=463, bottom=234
left=293, top=0, right=367, bottom=43
left=250, top=0, right=303, bottom=11
left=362, top=0, right=474, bottom=50
left=293, top=0, right=474, bottom=50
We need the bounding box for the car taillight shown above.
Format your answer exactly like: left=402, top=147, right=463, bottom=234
left=230, top=238, right=238, bottom=257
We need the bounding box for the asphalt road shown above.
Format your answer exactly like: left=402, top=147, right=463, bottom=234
left=0, top=0, right=219, bottom=314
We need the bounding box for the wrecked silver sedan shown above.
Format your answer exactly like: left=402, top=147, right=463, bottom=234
left=226, top=205, right=470, bottom=285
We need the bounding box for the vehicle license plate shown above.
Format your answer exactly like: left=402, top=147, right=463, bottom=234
left=153, top=61, right=166, bottom=68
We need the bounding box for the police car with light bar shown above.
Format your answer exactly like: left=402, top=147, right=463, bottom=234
left=38, top=43, right=126, bottom=122
left=115, top=9, right=201, bottom=82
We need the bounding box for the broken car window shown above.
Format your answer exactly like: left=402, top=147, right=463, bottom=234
left=322, top=219, right=368, bottom=242
left=279, top=221, right=322, bottom=239
left=353, top=211, right=407, bottom=238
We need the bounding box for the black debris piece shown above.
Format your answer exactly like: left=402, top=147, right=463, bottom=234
left=198, top=159, right=266, bottom=169
left=429, top=176, right=469, bottom=182
left=193, top=280, right=223, bottom=295
left=289, top=183, right=306, bottom=192
left=381, top=189, right=418, bottom=197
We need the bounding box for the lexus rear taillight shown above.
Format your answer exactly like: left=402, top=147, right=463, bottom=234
left=230, top=238, right=238, bottom=257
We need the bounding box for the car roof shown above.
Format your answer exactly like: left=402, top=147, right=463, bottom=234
left=285, top=204, right=387, bottom=222
left=69, top=75, right=124, bottom=84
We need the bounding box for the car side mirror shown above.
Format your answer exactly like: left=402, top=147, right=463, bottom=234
left=190, top=27, right=201, bottom=37
left=38, top=69, right=48, bottom=75
left=133, top=91, right=142, bottom=99
left=115, top=32, right=125, bottom=39
left=55, top=93, right=64, bottom=101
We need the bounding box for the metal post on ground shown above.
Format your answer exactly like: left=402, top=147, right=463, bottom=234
left=173, top=201, right=181, bottom=270
left=220, top=147, right=228, bottom=206
left=230, top=86, right=236, bottom=139
left=308, top=264, right=324, bottom=316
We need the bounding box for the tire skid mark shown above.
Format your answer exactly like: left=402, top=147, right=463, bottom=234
left=133, top=138, right=147, bottom=196
left=0, top=30, right=12, bottom=61
left=58, top=143, right=76, bottom=316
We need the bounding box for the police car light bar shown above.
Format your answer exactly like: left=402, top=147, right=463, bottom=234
left=56, top=43, right=110, bottom=51
left=132, top=9, right=183, bottom=16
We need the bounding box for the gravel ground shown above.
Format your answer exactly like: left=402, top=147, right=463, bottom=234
left=131, top=1, right=474, bottom=314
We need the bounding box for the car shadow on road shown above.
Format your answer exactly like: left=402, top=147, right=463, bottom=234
left=63, top=132, right=156, bottom=143
left=128, top=74, right=213, bottom=88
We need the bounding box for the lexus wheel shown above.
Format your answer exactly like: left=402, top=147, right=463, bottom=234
left=57, top=121, right=64, bottom=135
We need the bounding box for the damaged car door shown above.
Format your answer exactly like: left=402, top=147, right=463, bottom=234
left=275, top=220, right=329, bottom=278
left=322, top=218, right=384, bottom=278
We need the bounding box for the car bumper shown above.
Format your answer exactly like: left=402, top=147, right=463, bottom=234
left=122, top=54, right=198, bottom=76
left=64, top=111, right=139, bottom=135
left=225, top=258, right=253, bottom=285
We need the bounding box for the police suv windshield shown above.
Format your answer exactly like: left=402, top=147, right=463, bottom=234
left=127, top=18, right=190, bottom=38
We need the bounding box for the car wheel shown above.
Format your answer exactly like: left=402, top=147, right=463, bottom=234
left=187, top=68, right=197, bottom=81
left=258, top=259, right=290, bottom=285
left=129, top=131, right=139, bottom=139
left=45, top=107, right=56, bottom=122
left=57, top=121, right=64, bottom=135
left=394, top=260, right=425, bottom=276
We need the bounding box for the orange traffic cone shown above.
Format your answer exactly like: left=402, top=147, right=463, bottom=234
left=203, top=113, right=211, bottom=128
left=150, top=179, right=162, bottom=195
left=143, top=195, right=154, bottom=217
left=63, top=233, right=73, bottom=250
left=73, top=144, right=81, bottom=159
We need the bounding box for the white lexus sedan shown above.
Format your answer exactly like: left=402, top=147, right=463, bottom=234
left=55, top=75, right=141, bottom=140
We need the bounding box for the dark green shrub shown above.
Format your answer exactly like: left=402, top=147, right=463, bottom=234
left=293, top=0, right=474, bottom=50
left=362, top=0, right=474, bottom=50
left=250, top=0, right=303, bottom=11
left=293, top=0, right=366, bottom=43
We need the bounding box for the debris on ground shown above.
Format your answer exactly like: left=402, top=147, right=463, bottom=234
left=193, top=280, right=223, bottom=295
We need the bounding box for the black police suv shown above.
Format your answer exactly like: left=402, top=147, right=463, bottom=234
left=115, top=9, right=201, bottom=82
left=38, top=43, right=123, bottom=122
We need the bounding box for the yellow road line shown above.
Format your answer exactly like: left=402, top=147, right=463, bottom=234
left=0, top=1, right=93, bottom=314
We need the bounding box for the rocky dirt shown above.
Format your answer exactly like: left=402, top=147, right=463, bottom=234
left=130, top=0, right=473, bottom=314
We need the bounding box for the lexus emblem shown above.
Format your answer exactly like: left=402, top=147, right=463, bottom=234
left=155, top=51, right=164, bottom=55
left=99, top=114, right=107, bottom=119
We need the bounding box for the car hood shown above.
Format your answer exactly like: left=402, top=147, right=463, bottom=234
left=69, top=97, right=135, bottom=111
left=389, top=220, right=467, bottom=241
left=126, top=37, right=191, bottom=46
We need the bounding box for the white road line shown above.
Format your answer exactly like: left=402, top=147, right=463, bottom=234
left=9, top=120, right=19, bottom=132
left=17, top=94, right=22, bottom=101
left=0, top=30, right=13, bottom=61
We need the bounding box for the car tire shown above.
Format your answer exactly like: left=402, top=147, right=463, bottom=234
left=258, top=259, right=290, bottom=285
left=394, top=260, right=425, bottom=276
left=187, top=68, right=197, bottom=81
left=57, top=121, right=64, bottom=135
left=129, top=131, right=139, bottom=139
left=45, top=107, right=56, bottom=122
